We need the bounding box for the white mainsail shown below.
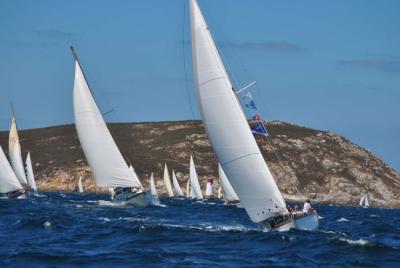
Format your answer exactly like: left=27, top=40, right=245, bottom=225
left=365, top=195, right=369, bottom=207
left=72, top=47, right=140, bottom=189
left=25, top=152, right=37, bottom=192
left=190, top=0, right=287, bottom=223
left=0, top=146, right=23, bottom=193
left=189, top=155, right=203, bottom=199
left=9, top=116, right=28, bottom=186
left=163, top=163, right=174, bottom=197
left=78, top=177, right=84, bottom=193
left=218, top=163, right=239, bottom=202
left=150, top=172, right=158, bottom=198
left=129, top=165, right=144, bottom=189
left=172, top=170, right=184, bottom=196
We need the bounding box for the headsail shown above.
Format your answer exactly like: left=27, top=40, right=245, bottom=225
left=0, top=146, right=23, bottom=193
left=185, top=179, right=191, bottom=198
left=129, top=165, right=144, bottom=189
left=163, top=163, right=174, bottom=197
left=189, top=155, right=203, bottom=199
left=25, top=152, right=37, bottom=192
left=190, top=0, right=287, bottom=222
left=365, top=195, right=369, bottom=207
left=78, top=177, right=84, bottom=193
left=218, top=163, right=239, bottom=202
left=172, top=170, right=184, bottom=196
left=359, top=195, right=365, bottom=206
left=9, top=115, right=28, bottom=186
left=71, top=47, right=140, bottom=189
left=150, top=172, right=158, bottom=198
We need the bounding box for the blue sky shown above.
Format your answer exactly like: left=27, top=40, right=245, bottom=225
left=0, top=0, right=399, bottom=171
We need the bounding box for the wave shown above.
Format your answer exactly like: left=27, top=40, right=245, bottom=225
left=337, top=217, right=350, bottom=222
left=139, top=222, right=259, bottom=234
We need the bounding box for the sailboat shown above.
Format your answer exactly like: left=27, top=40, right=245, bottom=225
left=163, top=163, right=175, bottom=197
left=217, top=186, right=222, bottom=199
left=149, top=172, right=159, bottom=203
left=205, top=178, right=214, bottom=199
left=172, top=170, right=184, bottom=197
left=0, top=146, right=26, bottom=199
left=218, top=163, right=240, bottom=205
left=9, top=111, right=28, bottom=188
left=189, top=0, right=318, bottom=231
left=189, top=155, right=203, bottom=199
left=359, top=194, right=369, bottom=208
left=25, top=152, right=38, bottom=193
left=186, top=178, right=191, bottom=198
left=77, top=176, right=84, bottom=194
left=71, top=46, right=151, bottom=206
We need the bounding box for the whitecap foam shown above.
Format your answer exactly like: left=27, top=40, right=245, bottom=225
left=339, top=238, right=370, bottom=246
left=337, top=217, right=350, bottom=222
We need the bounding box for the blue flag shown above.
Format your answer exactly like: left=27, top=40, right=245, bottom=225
left=242, top=92, right=257, bottom=110
left=251, top=122, right=268, bottom=136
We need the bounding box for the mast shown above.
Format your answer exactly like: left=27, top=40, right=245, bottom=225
left=190, top=0, right=287, bottom=223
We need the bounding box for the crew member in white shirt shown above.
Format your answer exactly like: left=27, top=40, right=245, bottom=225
left=303, top=199, right=313, bottom=214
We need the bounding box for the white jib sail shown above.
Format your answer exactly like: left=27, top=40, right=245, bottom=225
left=189, top=155, right=203, bottom=199
left=0, top=146, right=23, bottom=193
left=186, top=179, right=191, bottom=198
left=172, top=170, right=184, bottom=196
left=25, top=152, right=37, bottom=192
left=163, top=163, right=174, bottom=197
left=205, top=179, right=214, bottom=197
left=190, top=0, right=287, bottom=222
left=218, top=163, right=239, bottom=202
left=129, top=165, right=144, bottom=189
left=150, top=172, right=158, bottom=198
left=364, top=195, right=369, bottom=207
left=359, top=195, right=365, bottom=206
left=9, top=116, right=28, bottom=186
left=72, top=51, right=140, bottom=189
left=78, top=177, right=84, bottom=193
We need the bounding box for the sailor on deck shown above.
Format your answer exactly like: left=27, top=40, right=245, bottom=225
left=303, top=199, right=313, bottom=214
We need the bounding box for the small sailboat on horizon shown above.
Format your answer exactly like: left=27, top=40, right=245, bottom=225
left=172, top=170, right=184, bottom=197
left=359, top=194, right=370, bottom=208
left=71, top=46, right=152, bottom=206
left=25, top=152, right=38, bottom=193
left=77, top=176, right=84, bottom=194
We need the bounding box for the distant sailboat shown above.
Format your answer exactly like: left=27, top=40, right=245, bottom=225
left=205, top=178, right=214, bottom=199
left=163, top=164, right=175, bottom=197
left=25, top=152, right=38, bottom=193
left=217, top=186, right=222, bottom=199
left=190, top=0, right=318, bottom=230
left=71, top=46, right=151, bottom=206
left=359, top=194, right=369, bottom=208
left=0, top=146, right=26, bottom=198
left=218, top=164, right=240, bottom=205
left=9, top=112, right=28, bottom=187
left=172, top=170, right=184, bottom=197
left=186, top=178, right=191, bottom=198
left=149, top=173, right=159, bottom=203
left=78, top=176, right=84, bottom=194
left=189, top=155, right=203, bottom=199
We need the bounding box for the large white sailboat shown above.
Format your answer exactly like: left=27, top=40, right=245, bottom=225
left=218, top=163, right=240, bottom=205
left=189, top=155, right=203, bottom=199
left=172, top=170, right=184, bottom=197
left=189, top=0, right=318, bottom=231
left=163, top=163, right=175, bottom=197
left=71, top=46, right=151, bottom=206
left=0, top=146, right=26, bottom=199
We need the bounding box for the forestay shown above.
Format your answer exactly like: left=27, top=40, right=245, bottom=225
left=190, top=0, right=287, bottom=222
left=0, top=146, right=23, bottom=193
left=72, top=50, right=140, bottom=189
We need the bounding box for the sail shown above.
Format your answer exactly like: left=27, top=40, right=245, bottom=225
left=25, top=152, right=37, bottom=192
left=172, top=170, right=184, bottom=196
left=78, top=177, right=84, bottom=193
left=150, top=172, right=158, bottom=198
left=189, top=155, right=203, bottom=199
left=217, top=186, right=222, bottom=199
left=163, top=164, right=174, bottom=197
left=129, top=165, right=144, bottom=189
left=218, top=163, right=239, bottom=202
left=72, top=50, right=140, bottom=189
left=359, top=195, right=365, bottom=206
left=205, top=179, right=214, bottom=197
left=9, top=116, right=28, bottom=186
left=190, top=182, right=197, bottom=199
left=365, top=195, right=369, bottom=207
left=190, top=0, right=286, bottom=222
left=0, top=146, right=23, bottom=193
left=186, top=179, right=191, bottom=198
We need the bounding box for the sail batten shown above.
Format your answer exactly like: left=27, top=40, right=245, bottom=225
left=72, top=53, right=139, bottom=189
left=190, top=0, right=286, bottom=223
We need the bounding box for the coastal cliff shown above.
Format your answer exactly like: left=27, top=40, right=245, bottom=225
left=0, top=120, right=399, bottom=207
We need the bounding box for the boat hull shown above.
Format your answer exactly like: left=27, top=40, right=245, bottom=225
left=294, top=213, right=319, bottom=231
left=114, top=190, right=152, bottom=207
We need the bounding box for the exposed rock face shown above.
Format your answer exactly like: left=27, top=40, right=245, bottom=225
left=0, top=120, right=398, bottom=207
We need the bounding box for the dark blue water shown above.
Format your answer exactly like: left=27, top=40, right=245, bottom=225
left=0, top=193, right=399, bottom=267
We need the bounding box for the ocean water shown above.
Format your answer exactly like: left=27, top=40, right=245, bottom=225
left=0, top=193, right=399, bottom=267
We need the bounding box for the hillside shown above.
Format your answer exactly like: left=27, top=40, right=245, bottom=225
left=0, top=120, right=399, bottom=207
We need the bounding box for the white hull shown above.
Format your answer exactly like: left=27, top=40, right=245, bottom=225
left=114, top=190, right=152, bottom=207
left=293, top=213, right=319, bottom=231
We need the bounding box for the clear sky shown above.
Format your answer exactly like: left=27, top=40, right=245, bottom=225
left=0, top=0, right=399, bottom=171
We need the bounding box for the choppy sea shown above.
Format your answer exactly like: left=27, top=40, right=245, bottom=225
left=0, top=193, right=399, bottom=267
